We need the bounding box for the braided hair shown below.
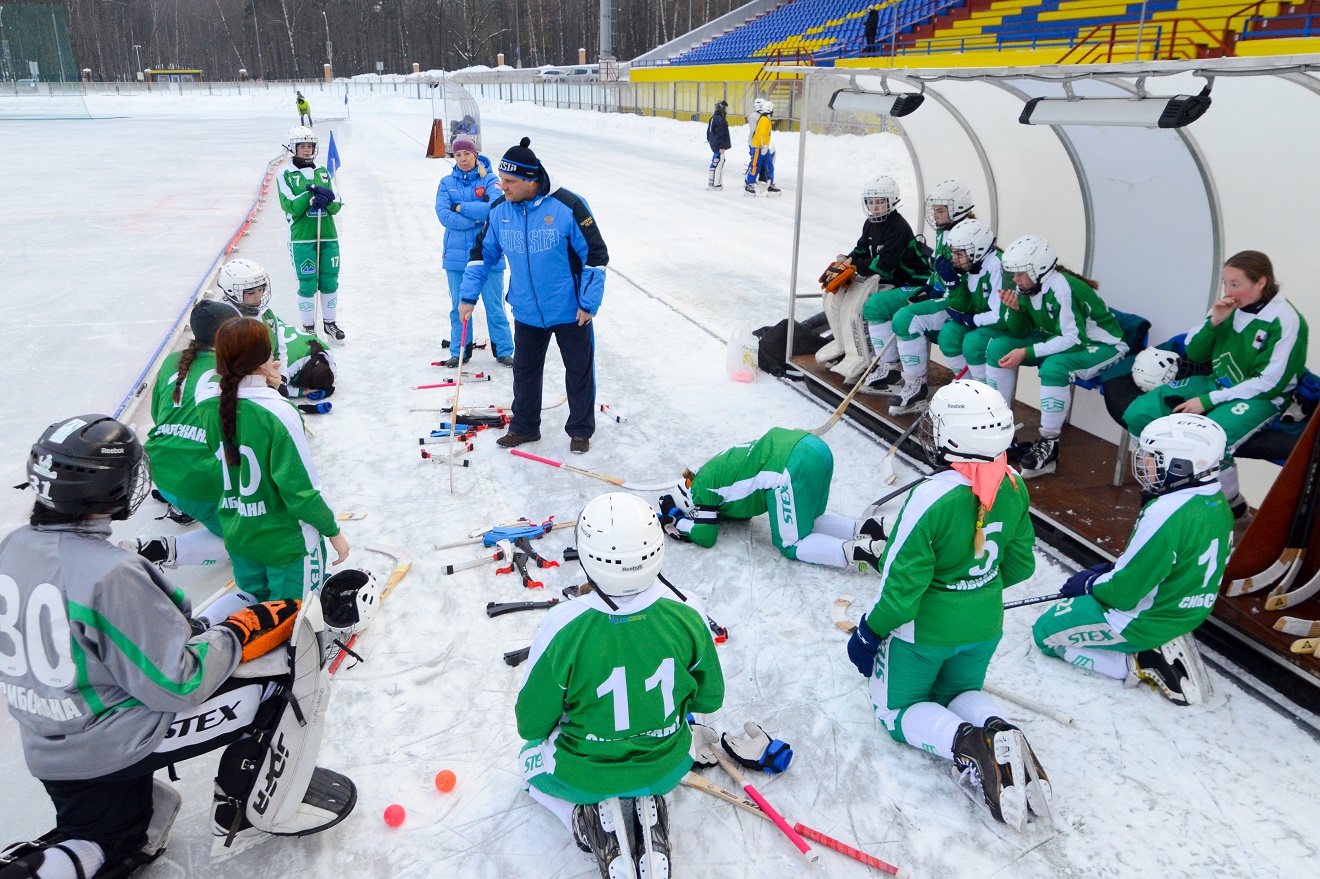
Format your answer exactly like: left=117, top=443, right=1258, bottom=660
left=172, top=341, right=207, bottom=405
left=214, top=317, right=273, bottom=467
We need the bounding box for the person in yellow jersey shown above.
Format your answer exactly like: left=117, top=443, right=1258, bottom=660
left=743, top=97, right=779, bottom=196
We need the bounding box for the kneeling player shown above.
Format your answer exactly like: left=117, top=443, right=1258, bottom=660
left=657, top=427, right=870, bottom=567
left=1033, top=414, right=1230, bottom=705
left=845, top=381, right=1051, bottom=830
left=0, top=415, right=355, bottom=879
left=517, top=493, right=725, bottom=879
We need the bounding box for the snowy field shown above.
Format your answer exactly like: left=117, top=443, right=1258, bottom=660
left=2, top=89, right=1319, bottom=878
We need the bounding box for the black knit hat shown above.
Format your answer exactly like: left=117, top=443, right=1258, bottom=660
left=191, top=299, right=241, bottom=346
left=498, top=137, right=541, bottom=180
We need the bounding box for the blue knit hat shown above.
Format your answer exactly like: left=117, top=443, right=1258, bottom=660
left=499, top=137, right=540, bottom=180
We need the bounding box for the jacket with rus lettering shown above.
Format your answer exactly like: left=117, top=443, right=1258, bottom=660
left=462, top=170, right=608, bottom=328
left=0, top=521, right=240, bottom=780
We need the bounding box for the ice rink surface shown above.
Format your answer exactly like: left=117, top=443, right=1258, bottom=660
left=1, top=89, right=1318, bottom=878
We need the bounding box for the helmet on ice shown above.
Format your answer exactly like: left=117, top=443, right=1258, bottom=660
left=320, top=569, right=382, bottom=637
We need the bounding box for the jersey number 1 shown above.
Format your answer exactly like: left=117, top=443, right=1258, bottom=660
left=596, top=658, right=676, bottom=732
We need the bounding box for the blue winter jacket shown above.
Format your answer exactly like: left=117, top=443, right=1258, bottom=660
left=461, top=171, right=608, bottom=328
left=435, top=154, right=505, bottom=271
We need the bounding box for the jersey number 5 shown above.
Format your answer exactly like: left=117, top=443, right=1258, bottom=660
left=596, top=658, right=676, bottom=732
left=0, top=576, right=76, bottom=687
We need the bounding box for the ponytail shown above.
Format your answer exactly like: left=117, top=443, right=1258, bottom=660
left=218, top=372, right=242, bottom=466
left=172, top=340, right=208, bottom=405
left=1057, top=263, right=1100, bottom=290
left=213, top=317, right=273, bottom=469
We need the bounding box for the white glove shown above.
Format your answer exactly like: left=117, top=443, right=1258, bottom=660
left=689, top=721, right=721, bottom=768
left=195, top=590, right=259, bottom=629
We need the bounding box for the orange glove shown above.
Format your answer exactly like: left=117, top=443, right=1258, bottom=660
left=819, top=261, right=855, bottom=294
left=217, top=599, right=301, bottom=662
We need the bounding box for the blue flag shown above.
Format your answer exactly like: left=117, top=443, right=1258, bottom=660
left=327, top=131, right=341, bottom=179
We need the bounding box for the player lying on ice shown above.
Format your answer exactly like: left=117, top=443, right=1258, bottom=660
left=516, top=493, right=725, bottom=879
left=845, top=381, right=1053, bottom=831
left=0, top=415, right=362, bottom=878
left=1032, top=413, right=1231, bottom=705
left=654, top=427, right=881, bottom=568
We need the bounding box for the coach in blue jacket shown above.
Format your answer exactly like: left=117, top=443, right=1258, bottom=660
left=460, top=137, right=608, bottom=455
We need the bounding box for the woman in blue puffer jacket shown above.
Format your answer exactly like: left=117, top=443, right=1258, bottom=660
left=435, top=136, right=514, bottom=366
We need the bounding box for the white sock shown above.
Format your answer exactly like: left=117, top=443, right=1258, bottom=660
left=897, top=336, right=928, bottom=378
left=894, top=702, right=964, bottom=760
left=1039, top=385, right=1069, bottom=436
left=320, top=293, right=337, bottom=322
left=26, top=839, right=105, bottom=879
left=868, top=323, right=897, bottom=363
left=527, top=786, right=576, bottom=833
left=811, top=513, right=858, bottom=540
left=946, top=354, right=968, bottom=378
left=298, top=297, right=315, bottom=325
left=947, top=689, right=1003, bottom=726
left=792, top=532, right=847, bottom=567
left=968, top=362, right=986, bottom=383
left=1062, top=646, right=1131, bottom=680
left=1219, top=464, right=1241, bottom=501
left=984, top=365, right=1016, bottom=407
left=174, top=529, right=229, bottom=567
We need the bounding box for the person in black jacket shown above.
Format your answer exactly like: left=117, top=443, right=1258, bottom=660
left=706, top=100, right=732, bottom=190
left=865, top=5, right=880, bottom=55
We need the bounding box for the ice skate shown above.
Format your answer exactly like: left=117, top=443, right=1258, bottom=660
left=766, top=184, right=781, bottom=195
left=844, top=538, right=882, bottom=573
left=889, top=376, right=928, bottom=415
left=634, top=795, right=670, bottom=879
left=985, top=717, right=1052, bottom=824
left=743, top=184, right=756, bottom=196
left=574, top=797, right=639, bottom=879
left=1126, top=633, right=1212, bottom=705
left=120, top=536, right=177, bottom=569
left=952, top=722, right=1028, bottom=830
left=322, top=320, right=346, bottom=341
left=858, top=362, right=902, bottom=394
left=1018, top=436, right=1059, bottom=479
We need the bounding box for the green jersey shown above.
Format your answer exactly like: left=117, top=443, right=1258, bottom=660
left=945, top=251, right=1009, bottom=329
left=277, top=161, right=341, bottom=242
left=516, top=582, right=725, bottom=796
left=261, top=308, right=335, bottom=397
left=197, top=378, right=339, bottom=567
left=1184, top=294, right=1308, bottom=409
left=864, top=469, right=1035, bottom=646
left=1006, top=271, right=1123, bottom=358
left=145, top=349, right=222, bottom=502
left=682, top=428, right=815, bottom=548
left=1091, top=482, right=1233, bottom=649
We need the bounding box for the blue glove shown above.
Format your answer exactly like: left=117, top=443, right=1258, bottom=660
left=1060, top=562, right=1114, bottom=598
left=721, top=722, right=794, bottom=774
left=306, top=388, right=331, bottom=401
left=906, top=284, right=937, bottom=304
left=297, top=401, right=332, bottom=415
left=945, top=307, right=977, bottom=328
left=307, top=184, right=335, bottom=200
left=658, top=494, right=685, bottom=519
left=308, top=192, right=331, bottom=211
left=935, top=255, right=960, bottom=287
left=847, top=613, right=883, bottom=676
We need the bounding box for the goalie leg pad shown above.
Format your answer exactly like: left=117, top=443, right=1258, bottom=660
left=816, top=289, right=846, bottom=363
left=832, top=277, right=881, bottom=382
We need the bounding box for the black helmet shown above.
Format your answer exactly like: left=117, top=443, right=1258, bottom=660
left=190, top=299, right=241, bottom=346
left=27, top=415, right=151, bottom=520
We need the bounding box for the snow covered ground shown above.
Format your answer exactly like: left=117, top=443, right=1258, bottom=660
left=1, top=90, right=1318, bottom=878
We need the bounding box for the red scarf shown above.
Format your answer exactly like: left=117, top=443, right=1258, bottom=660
left=949, top=453, right=1015, bottom=511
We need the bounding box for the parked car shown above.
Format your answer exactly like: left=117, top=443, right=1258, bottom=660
left=538, top=66, right=597, bottom=82
left=537, top=67, right=565, bottom=80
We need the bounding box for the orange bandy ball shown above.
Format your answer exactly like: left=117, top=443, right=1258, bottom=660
left=435, top=770, right=457, bottom=793
left=383, top=804, right=406, bottom=827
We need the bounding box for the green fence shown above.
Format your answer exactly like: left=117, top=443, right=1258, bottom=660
left=1, top=3, right=78, bottom=83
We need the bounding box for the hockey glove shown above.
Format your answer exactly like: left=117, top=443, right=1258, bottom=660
left=847, top=612, right=884, bottom=677
left=1060, top=562, right=1115, bottom=598
left=944, top=307, right=978, bottom=329
left=907, top=284, right=938, bottom=304
left=721, top=722, right=794, bottom=774
left=217, top=599, right=301, bottom=662
left=819, top=261, right=856, bottom=294
left=688, top=718, right=721, bottom=768
left=307, top=183, right=335, bottom=201
left=306, top=388, right=333, bottom=401
left=934, top=255, right=960, bottom=287
left=308, top=192, right=332, bottom=212
left=658, top=494, right=687, bottom=519
left=657, top=512, right=691, bottom=543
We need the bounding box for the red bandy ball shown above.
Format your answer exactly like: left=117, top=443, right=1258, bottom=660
left=435, top=770, right=457, bottom=793
left=383, top=804, right=406, bottom=827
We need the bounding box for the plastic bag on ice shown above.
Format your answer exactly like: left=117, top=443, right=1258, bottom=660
left=726, top=321, right=759, bottom=383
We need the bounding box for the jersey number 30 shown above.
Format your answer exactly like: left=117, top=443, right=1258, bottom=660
left=0, top=576, right=76, bottom=687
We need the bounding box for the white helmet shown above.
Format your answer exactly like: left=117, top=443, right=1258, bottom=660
left=1001, top=235, right=1057, bottom=290
left=319, top=569, right=381, bottom=636
left=217, top=258, right=271, bottom=317
left=862, top=176, right=900, bottom=219
left=925, top=179, right=975, bottom=232
left=1131, top=348, right=1180, bottom=392
left=753, top=97, right=775, bottom=115
left=287, top=125, right=318, bottom=157
left=920, top=380, right=1016, bottom=464
left=670, top=477, right=695, bottom=515
left=576, top=492, right=665, bottom=597
left=1132, top=414, right=1225, bottom=495
left=945, top=218, right=996, bottom=269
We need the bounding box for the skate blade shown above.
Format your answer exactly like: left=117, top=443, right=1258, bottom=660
left=1019, top=462, right=1057, bottom=480
left=634, top=797, right=669, bottom=879
left=209, top=827, right=272, bottom=861
left=994, top=731, right=1029, bottom=832
left=600, top=798, right=639, bottom=879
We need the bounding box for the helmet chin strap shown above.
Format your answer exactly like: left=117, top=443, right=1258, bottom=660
left=579, top=573, right=621, bottom=610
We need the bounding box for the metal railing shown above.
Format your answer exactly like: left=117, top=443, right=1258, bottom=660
left=1242, top=11, right=1320, bottom=38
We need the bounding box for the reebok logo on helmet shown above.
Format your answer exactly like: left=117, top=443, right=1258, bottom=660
left=100, top=448, right=125, bottom=455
